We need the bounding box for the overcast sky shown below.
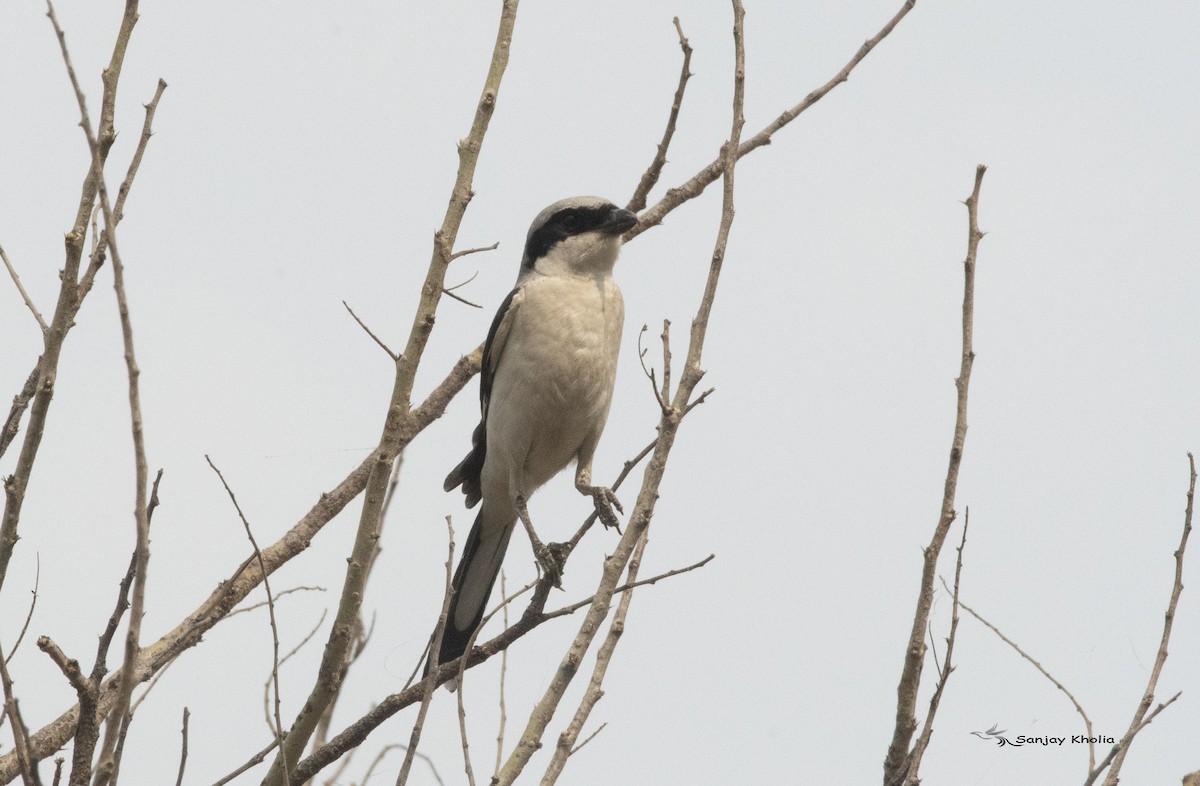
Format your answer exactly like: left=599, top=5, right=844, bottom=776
left=2, top=1, right=1199, bottom=783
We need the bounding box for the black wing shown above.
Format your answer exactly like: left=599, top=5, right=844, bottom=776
left=443, top=286, right=522, bottom=507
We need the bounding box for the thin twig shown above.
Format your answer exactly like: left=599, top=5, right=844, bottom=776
left=1090, top=454, right=1195, bottom=786
left=566, top=387, right=713, bottom=551
left=4, top=555, right=39, bottom=664
left=494, top=570, right=509, bottom=781
left=943, top=576, right=1095, bottom=770
left=883, top=164, right=985, bottom=786
left=227, top=586, right=326, bottom=619
left=0, top=246, right=47, bottom=333
left=569, top=723, right=607, bottom=757
left=173, top=708, right=189, bottom=786
left=636, top=325, right=668, bottom=414
left=205, top=455, right=287, bottom=781
left=395, top=518, right=455, bottom=786
left=547, top=554, right=715, bottom=618
left=0, top=639, right=41, bottom=786
left=79, top=80, right=167, bottom=299
left=626, top=0, right=917, bottom=242
left=264, top=610, right=327, bottom=734
left=342, top=301, right=399, bottom=361
left=209, top=740, right=278, bottom=786
left=627, top=17, right=693, bottom=213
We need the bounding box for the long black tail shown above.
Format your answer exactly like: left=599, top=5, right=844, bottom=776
left=434, top=508, right=513, bottom=667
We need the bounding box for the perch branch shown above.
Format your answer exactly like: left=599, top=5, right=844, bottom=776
left=882, top=164, right=985, bottom=786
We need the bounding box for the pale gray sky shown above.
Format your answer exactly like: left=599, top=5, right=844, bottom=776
left=2, top=1, right=1198, bottom=784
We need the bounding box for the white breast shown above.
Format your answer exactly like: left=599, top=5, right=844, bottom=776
left=484, top=272, right=624, bottom=494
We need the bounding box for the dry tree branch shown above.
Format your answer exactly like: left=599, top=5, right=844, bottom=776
left=0, top=74, right=162, bottom=584
left=626, top=0, right=916, bottom=242
left=902, top=511, right=969, bottom=782
left=0, top=640, right=40, bottom=786
left=264, top=3, right=520, bottom=778
left=942, top=576, right=1096, bottom=771
left=209, top=741, right=279, bottom=786
left=78, top=79, right=167, bottom=299
left=228, top=586, right=326, bottom=619
left=493, top=1, right=745, bottom=782
left=395, top=518, right=455, bottom=786
left=565, top=387, right=713, bottom=552
left=626, top=17, right=693, bottom=214
left=882, top=164, right=985, bottom=786
left=541, top=528, right=650, bottom=784
left=0, top=0, right=142, bottom=598
left=174, top=708, right=189, bottom=786
left=342, top=301, right=399, bottom=361
left=494, top=570, right=509, bottom=781
left=0, top=247, right=47, bottom=334
left=204, top=456, right=287, bottom=772
left=2, top=0, right=918, bottom=776
left=636, top=325, right=669, bottom=415
left=0, top=347, right=481, bottom=781
left=45, top=6, right=158, bottom=785
left=544, top=554, right=714, bottom=620
left=4, top=556, right=39, bottom=665
left=289, top=545, right=702, bottom=785
left=0, top=365, right=40, bottom=463
left=1087, top=453, right=1195, bottom=786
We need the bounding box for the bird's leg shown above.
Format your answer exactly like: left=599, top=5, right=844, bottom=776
left=574, top=467, right=624, bottom=532
left=514, top=493, right=563, bottom=587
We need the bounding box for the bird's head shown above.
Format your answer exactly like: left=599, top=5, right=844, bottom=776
left=521, top=196, right=637, bottom=277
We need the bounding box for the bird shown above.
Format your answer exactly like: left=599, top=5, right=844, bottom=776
left=435, top=195, right=637, bottom=667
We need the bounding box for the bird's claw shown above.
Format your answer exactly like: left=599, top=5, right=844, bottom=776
left=591, top=487, right=624, bottom=532
left=535, top=542, right=565, bottom=588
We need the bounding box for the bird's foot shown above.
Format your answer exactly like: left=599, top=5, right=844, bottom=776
left=534, top=542, right=566, bottom=588
left=515, top=493, right=565, bottom=588
left=588, top=486, right=624, bottom=533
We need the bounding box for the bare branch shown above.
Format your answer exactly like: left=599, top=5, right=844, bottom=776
left=0, top=246, right=47, bottom=334
left=0, top=363, right=40, bottom=462
left=0, top=0, right=142, bottom=601
left=626, top=0, right=916, bottom=241
left=904, top=511, right=970, bottom=781
left=209, top=740, right=278, bottom=786
left=883, top=164, right=985, bottom=786
left=494, top=570, right=509, bottom=781
left=494, top=2, right=745, bottom=781
left=944, top=576, right=1096, bottom=771
left=443, top=267, right=487, bottom=309
left=205, top=455, right=287, bottom=773
left=565, top=387, right=714, bottom=552
left=173, top=708, right=189, bottom=786
left=265, top=2, right=521, bottom=777
left=1091, top=454, right=1195, bottom=786
left=547, top=553, right=715, bottom=619
left=227, top=586, right=326, bottom=619
left=79, top=79, right=167, bottom=298
left=395, top=518, right=455, bottom=786
left=626, top=17, right=693, bottom=213
left=4, top=555, right=39, bottom=665
left=0, top=639, right=41, bottom=786
left=542, top=530, right=648, bottom=784
left=342, top=300, right=399, bottom=361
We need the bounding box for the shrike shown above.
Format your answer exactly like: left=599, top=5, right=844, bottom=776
left=436, top=196, right=637, bottom=666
